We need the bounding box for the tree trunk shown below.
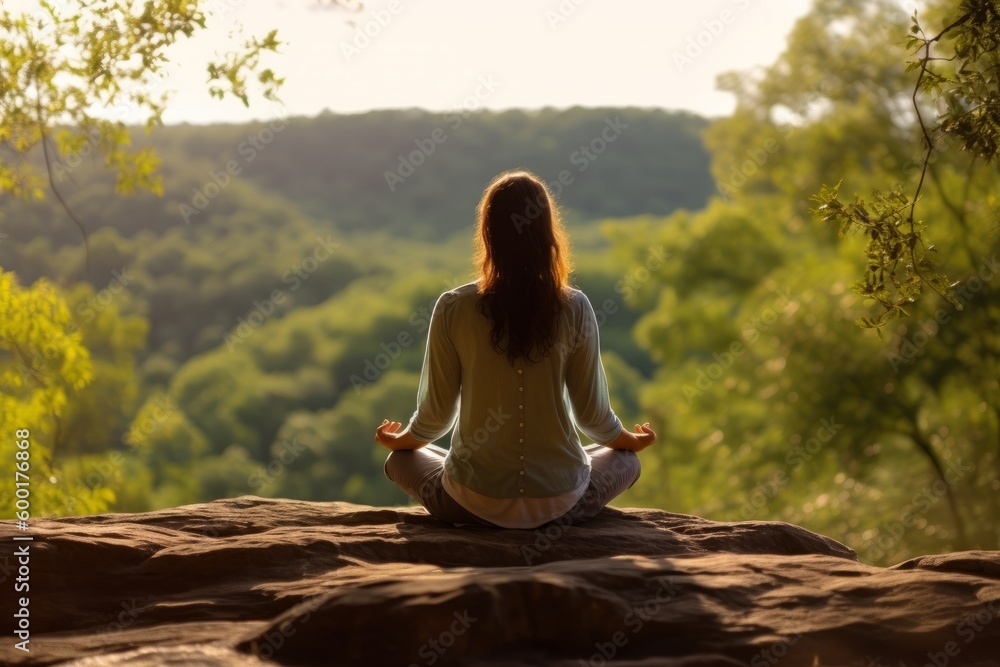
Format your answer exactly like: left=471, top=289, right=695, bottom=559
left=910, top=430, right=969, bottom=550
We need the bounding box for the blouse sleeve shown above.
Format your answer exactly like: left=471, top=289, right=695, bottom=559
left=407, top=292, right=462, bottom=442
left=565, top=294, right=623, bottom=445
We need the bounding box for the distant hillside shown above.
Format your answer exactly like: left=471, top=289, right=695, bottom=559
left=0, top=106, right=714, bottom=249
left=206, top=107, right=715, bottom=237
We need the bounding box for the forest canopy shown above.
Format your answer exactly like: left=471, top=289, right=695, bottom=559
left=1, top=0, right=998, bottom=567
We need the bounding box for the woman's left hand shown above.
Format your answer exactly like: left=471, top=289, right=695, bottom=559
left=375, top=419, right=425, bottom=450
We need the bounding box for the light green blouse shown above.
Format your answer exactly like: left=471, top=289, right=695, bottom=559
left=407, top=282, right=623, bottom=500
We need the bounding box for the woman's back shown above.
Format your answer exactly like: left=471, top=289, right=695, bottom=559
left=377, top=169, right=654, bottom=529
left=408, top=282, right=622, bottom=501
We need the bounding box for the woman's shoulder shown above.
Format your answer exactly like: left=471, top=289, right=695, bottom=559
left=442, top=281, right=480, bottom=301
left=436, top=282, right=481, bottom=312
left=440, top=282, right=589, bottom=311
left=564, top=286, right=592, bottom=310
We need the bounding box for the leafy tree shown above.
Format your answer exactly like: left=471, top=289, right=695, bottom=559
left=269, top=371, right=421, bottom=505
left=0, top=0, right=283, bottom=261
left=615, top=0, right=1000, bottom=563
left=54, top=281, right=148, bottom=456
left=0, top=269, right=113, bottom=515
left=811, top=0, right=1000, bottom=330
left=0, top=5, right=722, bottom=520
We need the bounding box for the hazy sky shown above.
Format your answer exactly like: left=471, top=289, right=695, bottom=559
left=132, top=0, right=819, bottom=124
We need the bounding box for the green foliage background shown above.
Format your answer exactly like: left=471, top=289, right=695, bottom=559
left=2, top=0, right=998, bottom=567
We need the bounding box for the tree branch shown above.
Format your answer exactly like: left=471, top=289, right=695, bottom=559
left=909, top=428, right=969, bottom=550
left=32, top=71, right=91, bottom=272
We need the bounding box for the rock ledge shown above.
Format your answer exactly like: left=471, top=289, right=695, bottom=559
left=2, top=496, right=999, bottom=666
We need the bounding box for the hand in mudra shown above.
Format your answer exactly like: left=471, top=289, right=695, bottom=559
left=375, top=419, right=425, bottom=450
left=608, top=422, right=656, bottom=452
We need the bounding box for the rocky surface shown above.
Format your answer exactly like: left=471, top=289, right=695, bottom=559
left=1, top=496, right=999, bottom=666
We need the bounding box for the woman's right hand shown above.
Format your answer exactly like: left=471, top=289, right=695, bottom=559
left=609, top=422, right=656, bottom=452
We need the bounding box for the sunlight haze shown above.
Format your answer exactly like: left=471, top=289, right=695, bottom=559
left=145, top=0, right=816, bottom=124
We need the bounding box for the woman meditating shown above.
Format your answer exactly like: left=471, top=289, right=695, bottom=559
left=376, top=169, right=656, bottom=529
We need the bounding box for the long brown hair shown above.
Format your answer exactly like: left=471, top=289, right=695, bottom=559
left=474, top=169, right=572, bottom=364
